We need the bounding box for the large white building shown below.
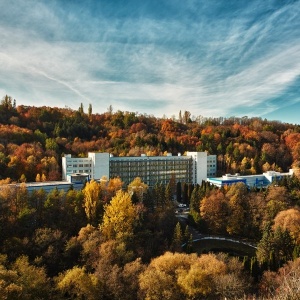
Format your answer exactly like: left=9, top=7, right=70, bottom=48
left=62, top=152, right=217, bottom=187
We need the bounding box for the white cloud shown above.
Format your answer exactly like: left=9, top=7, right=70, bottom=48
left=0, top=0, right=300, bottom=122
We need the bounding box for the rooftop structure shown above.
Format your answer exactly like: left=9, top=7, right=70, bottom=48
left=3, top=181, right=77, bottom=194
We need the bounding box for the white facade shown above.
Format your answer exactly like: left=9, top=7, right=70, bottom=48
left=88, top=152, right=110, bottom=180
left=62, top=152, right=217, bottom=185
left=62, top=155, right=92, bottom=180
left=186, top=152, right=208, bottom=184
left=4, top=181, right=77, bottom=193
left=207, top=169, right=294, bottom=188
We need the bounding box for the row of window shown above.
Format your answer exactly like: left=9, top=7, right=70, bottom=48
left=110, top=173, right=193, bottom=186
left=110, top=167, right=189, bottom=173
left=110, top=162, right=190, bottom=167
left=67, top=169, right=91, bottom=174
left=66, top=164, right=92, bottom=168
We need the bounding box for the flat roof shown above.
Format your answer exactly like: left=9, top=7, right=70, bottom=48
left=6, top=181, right=72, bottom=188
left=208, top=178, right=247, bottom=183
left=110, top=156, right=191, bottom=161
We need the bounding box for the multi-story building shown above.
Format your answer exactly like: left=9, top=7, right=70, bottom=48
left=62, top=152, right=217, bottom=187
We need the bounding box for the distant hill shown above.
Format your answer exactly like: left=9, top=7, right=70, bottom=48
left=1, top=95, right=300, bottom=182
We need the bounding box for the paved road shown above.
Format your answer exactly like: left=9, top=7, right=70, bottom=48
left=176, top=214, right=257, bottom=249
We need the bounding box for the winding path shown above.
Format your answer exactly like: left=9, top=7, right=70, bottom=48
left=177, top=214, right=257, bottom=250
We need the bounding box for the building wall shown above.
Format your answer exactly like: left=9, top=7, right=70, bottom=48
left=187, top=152, right=208, bottom=184
left=207, top=170, right=294, bottom=188
left=5, top=182, right=76, bottom=193
left=88, top=152, right=110, bottom=180
left=62, top=152, right=213, bottom=185
left=62, top=155, right=92, bottom=180
left=61, top=154, right=70, bottom=181
left=67, top=173, right=90, bottom=184
left=110, top=155, right=193, bottom=187
left=207, top=155, right=217, bottom=177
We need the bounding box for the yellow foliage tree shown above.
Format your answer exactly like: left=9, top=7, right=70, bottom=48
left=19, top=174, right=26, bottom=182
left=139, top=252, right=196, bottom=300
left=273, top=208, right=300, bottom=244
left=106, top=177, right=123, bottom=198
left=127, top=177, right=148, bottom=202
left=83, top=180, right=101, bottom=225
left=41, top=173, right=47, bottom=182
left=35, top=173, right=41, bottom=182
left=139, top=252, right=248, bottom=299
left=100, top=190, right=138, bottom=241
left=0, top=178, right=12, bottom=185
left=264, top=186, right=289, bottom=224
left=56, top=266, right=102, bottom=300
left=177, top=254, right=227, bottom=297
left=99, top=176, right=123, bottom=202
left=0, top=255, right=50, bottom=300
left=226, top=183, right=248, bottom=236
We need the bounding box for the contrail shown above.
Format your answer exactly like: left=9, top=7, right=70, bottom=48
left=34, top=69, right=91, bottom=103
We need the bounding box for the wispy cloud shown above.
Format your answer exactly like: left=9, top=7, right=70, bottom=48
left=0, top=0, right=300, bottom=123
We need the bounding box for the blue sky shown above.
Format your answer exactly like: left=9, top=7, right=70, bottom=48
left=0, top=0, right=300, bottom=124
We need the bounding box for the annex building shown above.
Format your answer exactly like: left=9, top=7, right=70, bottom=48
left=62, top=152, right=217, bottom=187
left=207, top=170, right=294, bottom=188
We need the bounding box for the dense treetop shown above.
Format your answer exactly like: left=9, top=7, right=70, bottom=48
left=1, top=95, right=300, bottom=182
left=1, top=94, right=300, bottom=299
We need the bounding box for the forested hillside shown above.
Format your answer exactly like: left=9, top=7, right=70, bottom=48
left=1, top=95, right=300, bottom=183
left=1, top=94, right=300, bottom=299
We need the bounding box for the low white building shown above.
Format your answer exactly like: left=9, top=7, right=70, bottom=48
left=207, top=170, right=294, bottom=188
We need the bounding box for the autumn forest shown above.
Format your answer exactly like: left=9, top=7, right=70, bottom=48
left=1, top=95, right=300, bottom=299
